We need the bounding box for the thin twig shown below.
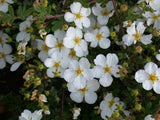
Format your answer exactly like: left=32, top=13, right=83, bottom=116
left=88, top=0, right=96, bottom=5
left=45, top=14, right=65, bottom=19
left=112, top=0, right=124, bottom=35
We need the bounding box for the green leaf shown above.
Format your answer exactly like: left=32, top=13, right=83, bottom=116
left=8, top=5, right=14, bottom=16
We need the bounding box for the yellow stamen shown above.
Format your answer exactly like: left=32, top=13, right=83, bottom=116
left=96, top=33, right=102, bottom=40
left=92, top=24, right=99, bottom=30
left=104, top=65, right=111, bottom=73
left=75, top=67, right=83, bottom=76
left=42, top=44, right=49, bottom=51
left=75, top=12, right=82, bottom=19
left=109, top=99, right=115, bottom=108
left=149, top=74, right=158, bottom=83
left=1, top=53, right=6, bottom=58
left=1, top=0, right=5, bottom=3
left=102, top=9, right=109, bottom=16
left=54, top=62, right=60, bottom=68
left=69, top=50, right=76, bottom=58
left=74, top=37, right=81, bottom=45
left=133, top=33, right=141, bottom=40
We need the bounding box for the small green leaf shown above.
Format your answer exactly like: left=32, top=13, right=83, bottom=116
left=8, top=5, right=14, bottom=16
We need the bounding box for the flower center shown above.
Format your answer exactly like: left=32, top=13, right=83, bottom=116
left=109, top=99, right=115, bottom=108
left=1, top=53, right=6, bottom=58
left=93, top=24, right=99, bottom=30
left=54, top=62, right=60, bottom=68
left=42, top=44, right=49, bottom=51
left=104, top=65, right=111, bottom=73
left=75, top=12, right=82, bottom=19
left=149, top=74, right=158, bottom=83
left=54, top=71, right=60, bottom=77
left=152, top=14, right=159, bottom=21
left=55, top=41, right=64, bottom=51
left=96, top=33, right=102, bottom=40
left=75, top=67, right=83, bottom=76
left=69, top=50, right=76, bottom=58
left=74, top=37, right=81, bottom=45
left=102, top=9, right=109, bottom=16
left=0, top=0, right=5, bottom=4
left=133, top=33, right=141, bottom=40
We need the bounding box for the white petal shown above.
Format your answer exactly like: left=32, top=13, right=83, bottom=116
left=74, top=45, right=84, bottom=57
left=64, top=12, right=75, bottom=22
left=63, top=37, right=74, bottom=48
left=5, top=55, right=13, bottom=64
left=99, top=38, right=110, bottom=49
left=10, top=62, right=21, bottom=71
left=79, top=40, right=87, bottom=51
left=38, top=51, right=48, bottom=62
left=87, top=79, right=100, bottom=91
left=100, top=26, right=110, bottom=37
left=106, top=1, right=114, bottom=11
left=94, top=54, right=106, bottom=66
left=97, top=16, right=108, bottom=25
left=80, top=7, right=91, bottom=17
left=70, top=2, right=81, bottom=14
left=82, top=17, right=90, bottom=28
left=63, top=69, right=76, bottom=82
left=73, top=76, right=86, bottom=89
left=0, top=59, right=6, bottom=69
left=85, top=92, right=97, bottom=104
left=106, top=53, right=119, bottom=66
left=92, top=66, right=104, bottom=78
left=122, top=34, right=134, bottom=46
left=70, top=92, right=83, bottom=103
left=144, top=62, right=158, bottom=74
left=92, top=4, right=101, bottom=16
left=44, top=58, right=54, bottom=68
left=141, top=34, right=152, bottom=45
left=3, top=44, right=12, bottom=54
left=67, top=82, right=78, bottom=92
left=135, top=70, right=148, bottom=83
left=54, top=29, right=65, bottom=40
left=46, top=68, right=55, bottom=78
left=99, top=73, right=113, bottom=87
left=79, top=57, right=90, bottom=69
left=45, top=34, right=56, bottom=48
left=156, top=54, right=160, bottom=61
left=127, top=22, right=136, bottom=35
left=84, top=32, right=94, bottom=42
left=74, top=19, right=82, bottom=29
left=6, top=0, right=14, bottom=4
left=137, top=22, right=146, bottom=34
left=142, top=80, right=153, bottom=90
left=0, top=3, right=8, bottom=13
left=153, top=81, right=160, bottom=94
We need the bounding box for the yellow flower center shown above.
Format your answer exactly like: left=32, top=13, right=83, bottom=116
left=102, top=9, right=109, bottom=16
left=55, top=41, right=64, bottom=51
left=75, top=67, right=83, bottom=76
left=69, top=50, right=76, bottom=58
left=1, top=0, right=5, bottom=3
left=79, top=87, right=88, bottom=97
left=109, top=99, right=115, bottom=108
left=1, top=53, right=6, bottom=58
left=42, top=44, right=48, bottom=51
left=92, top=24, right=99, bottom=30
left=96, top=33, right=103, bottom=40
left=148, top=0, right=152, bottom=2
left=149, top=74, right=158, bottom=83
left=104, top=65, right=111, bottom=74
left=75, top=12, right=82, bottom=19
left=74, top=37, right=81, bottom=45
left=54, top=62, right=60, bottom=68
left=152, top=14, right=159, bottom=22
left=133, top=33, right=141, bottom=40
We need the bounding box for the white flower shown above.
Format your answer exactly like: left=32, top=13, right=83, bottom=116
left=72, top=108, right=81, bottom=120
left=10, top=61, right=23, bottom=71
left=45, top=29, right=69, bottom=57
left=100, top=93, right=120, bottom=119
left=16, top=16, right=33, bottom=42
left=39, top=94, right=47, bottom=102
left=93, top=53, right=120, bottom=87
left=19, top=109, right=43, bottom=120
left=144, top=114, right=155, bottom=120
left=143, top=10, right=160, bottom=30
left=122, top=22, right=152, bottom=46
left=145, top=0, right=160, bottom=10
left=84, top=26, right=110, bottom=49
left=0, top=0, right=14, bottom=13
left=0, top=30, right=9, bottom=45
left=44, top=52, right=69, bottom=78
left=92, top=1, right=114, bottom=25
left=63, top=57, right=93, bottom=89
left=36, top=39, right=49, bottom=62
left=0, top=44, right=13, bottom=69
left=67, top=79, right=99, bottom=104
left=64, top=2, right=91, bottom=29
left=135, top=62, right=160, bottom=94
left=156, top=49, right=160, bottom=61
left=63, top=27, right=88, bottom=57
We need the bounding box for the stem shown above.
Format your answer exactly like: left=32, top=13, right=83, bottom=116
left=45, top=14, right=64, bottom=19
left=88, top=0, right=96, bottom=5
left=112, top=0, right=124, bottom=35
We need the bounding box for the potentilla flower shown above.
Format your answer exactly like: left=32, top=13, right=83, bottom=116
left=122, top=22, right=152, bottom=46
left=0, top=44, right=13, bottom=69
left=100, top=93, right=120, bottom=119
left=45, top=29, right=69, bottom=57
left=145, top=0, right=160, bottom=10
left=44, top=52, right=69, bottom=78
left=19, top=109, right=43, bottom=120
left=67, top=79, right=99, bottom=104
left=93, top=53, right=120, bottom=87
left=64, top=2, right=91, bottom=29
left=143, top=10, right=160, bottom=30
left=144, top=114, right=155, bottom=120
left=84, top=26, right=111, bottom=49
left=16, top=16, right=33, bottom=42
left=92, top=1, right=114, bottom=25
left=36, top=39, right=49, bottom=62
left=72, top=107, right=81, bottom=120
left=63, top=57, right=93, bottom=89
left=63, top=27, right=88, bottom=57
left=135, top=62, right=160, bottom=94
left=0, top=30, right=9, bottom=45
left=0, top=0, right=14, bottom=13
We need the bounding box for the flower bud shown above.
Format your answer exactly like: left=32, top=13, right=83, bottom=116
left=34, top=77, right=41, bottom=86
left=120, top=4, right=128, bottom=12
left=24, top=81, right=30, bottom=88
left=135, top=46, right=143, bottom=54
left=112, top=111, right=120, bottom=119
left=135, top=103, right=142, bottom=111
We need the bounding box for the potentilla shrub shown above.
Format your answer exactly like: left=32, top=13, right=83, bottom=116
left=0, top=0, right=160, bottom=120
